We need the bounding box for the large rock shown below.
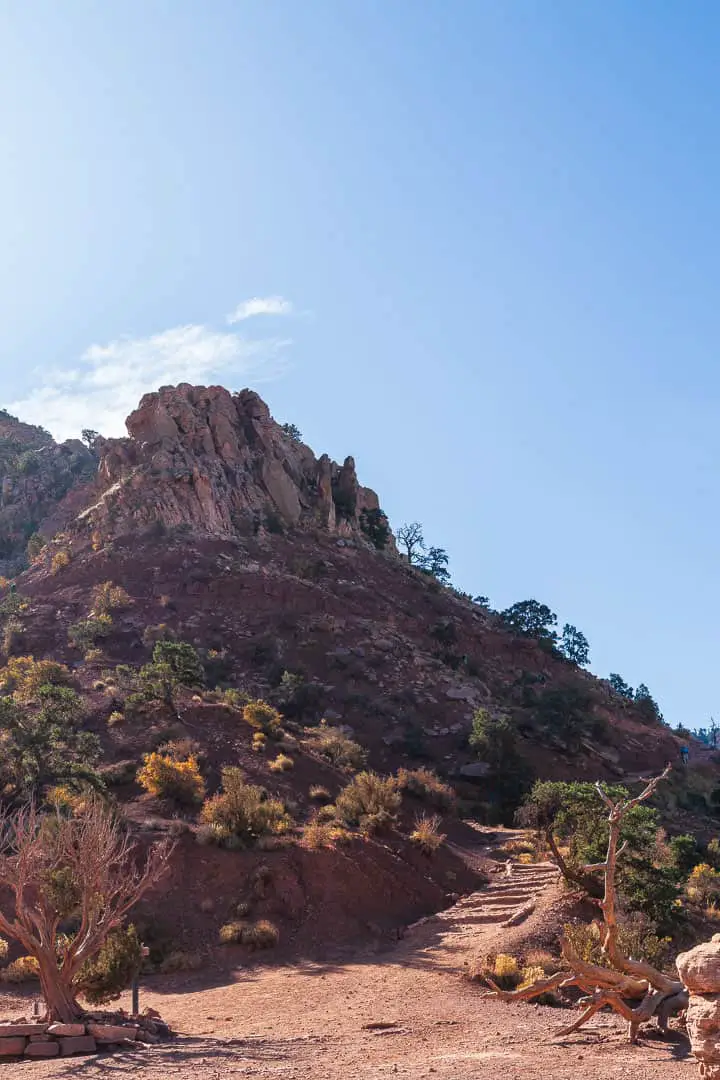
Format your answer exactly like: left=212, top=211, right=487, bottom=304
left=89, top=384, right=390, bottom=547
left=677, top=934, right=720, bottom=1078
left=88, top=1023, right=138, bottom=1043
left=0, top=1023, right=48, bottom=1037
left=59, top=1035, right=97, bottom=1056
left=678, top=936, right=720, bottom=993
left=0, top=1037, right=27, bottom=1056
left=25, top=1042, right=60, bottom=1058
left=48, top=1023, right=86, bottom=1037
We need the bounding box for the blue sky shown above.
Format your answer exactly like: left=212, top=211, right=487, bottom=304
left=1, top=1, right=719, bottom=727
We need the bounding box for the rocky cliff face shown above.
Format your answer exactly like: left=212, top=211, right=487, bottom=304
left=86, top=384, right=389, bottom=546
left=0, top=413, right=96, bottom=571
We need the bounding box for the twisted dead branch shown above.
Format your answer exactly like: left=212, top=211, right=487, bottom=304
left=480, top=764, right=689, bottom=1042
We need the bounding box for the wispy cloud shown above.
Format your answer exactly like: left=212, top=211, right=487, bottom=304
left=8, top=320, right=293, bottom=442
left=226, top=295, right=294, bottom=324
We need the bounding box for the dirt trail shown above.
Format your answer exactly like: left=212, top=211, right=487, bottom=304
left=9, top=830, right=694, bottom=1080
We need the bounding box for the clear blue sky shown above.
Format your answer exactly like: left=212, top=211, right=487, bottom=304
left=0, top=1, right=718, bottom=728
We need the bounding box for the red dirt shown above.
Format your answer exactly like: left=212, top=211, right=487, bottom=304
left=1, top=832, right=694, bottom=1080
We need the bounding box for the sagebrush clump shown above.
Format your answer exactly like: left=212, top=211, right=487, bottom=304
left=396, top=767, right=456, bottom=809
left=200, top=767, right=291, bottom=847
left=305, top=726, right=367, bottom=770
left=335, top=771, right=401, bottom=829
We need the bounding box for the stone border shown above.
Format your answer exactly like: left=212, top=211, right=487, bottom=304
left=0, top=1016, right=170, bottom=1060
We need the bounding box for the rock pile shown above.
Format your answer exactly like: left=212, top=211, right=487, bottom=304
left=0, top=1014, right=171, bottom=1060
left=676, top=934, right=720, bottom=1078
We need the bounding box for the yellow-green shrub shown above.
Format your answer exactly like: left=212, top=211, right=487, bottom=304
left=92, top=581, right=133, bottom=614
left=137, top=751, right=205, bottom=804
left=243, top=700, right=283, bottom=735
left=269, top=753, right=294, bottom=773
left=51, top=550, right=71, bottom=574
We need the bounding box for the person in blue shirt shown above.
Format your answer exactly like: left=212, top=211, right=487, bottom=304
left=680, top=745, right=689, bottom=765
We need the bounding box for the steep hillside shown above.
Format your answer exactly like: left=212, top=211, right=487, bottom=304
left=0, top=382, right=715, bottom=959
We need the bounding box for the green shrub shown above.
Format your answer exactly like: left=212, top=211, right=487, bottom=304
left=563, top=915, right=671, bottom=970
left=77, top=926, right=143, bottom=1005
left=335, top=771, right=401, bottom=828
left=68, top=615, right=112, bottom=651
left=243, top=700, right=283, bottom=735
left=200, top=766, right=291, bottom=847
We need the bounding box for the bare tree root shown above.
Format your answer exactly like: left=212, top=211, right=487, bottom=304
left=480, top=765, right=687, bottom=1043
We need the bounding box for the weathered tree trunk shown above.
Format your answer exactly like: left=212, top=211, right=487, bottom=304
left=36, top=954, right=82, bottom=1024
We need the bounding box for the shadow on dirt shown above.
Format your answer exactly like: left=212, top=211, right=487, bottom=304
left=39, top=1036, right=309, bottom=1077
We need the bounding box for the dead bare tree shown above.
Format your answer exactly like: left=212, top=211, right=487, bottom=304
left=0, top=799, right=171, bottom=1022
left=480, top=765, right=688, bottom=1042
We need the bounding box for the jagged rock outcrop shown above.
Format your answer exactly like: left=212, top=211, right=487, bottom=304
left=0, top=413, right=96, bottom=571
left=86, top=385, right=390, bottom=546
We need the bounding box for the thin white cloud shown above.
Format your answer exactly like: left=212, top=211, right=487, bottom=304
left=8, top=322, right=292, bottom=442
left=226, top=295, right=294, bottom=324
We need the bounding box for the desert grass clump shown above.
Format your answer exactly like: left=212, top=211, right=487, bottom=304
left=200, top=766, right=291, bottom=847
left=269, top=753, right=294, bottom=773
left=410, top=813, right=446, bottom=855
left=335, top=771, right=401, bottom=829
left=309, top=785, right=332, bottom=803
left=243, top=699, right=283, bottom=736
left=305, top=727, right=367, bottom=771
left=137, top=751, right=205, bottom=805
left=396, top=767, right=456, bottom=809
left=107, top=710, right=124, bottom=727
left=252, top=731, right=267, bottom=753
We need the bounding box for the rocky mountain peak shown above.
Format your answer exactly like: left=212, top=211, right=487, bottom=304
left=88, top=383, right=388, bottom=545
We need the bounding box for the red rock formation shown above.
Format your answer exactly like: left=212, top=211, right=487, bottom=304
left=88, top=385, right=388, bottom=545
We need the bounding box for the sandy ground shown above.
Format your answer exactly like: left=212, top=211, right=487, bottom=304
left=4, top=837, right=697, bottom=1079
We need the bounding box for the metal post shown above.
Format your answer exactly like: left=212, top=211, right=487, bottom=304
left=132, top=944, right=150, bottom=1015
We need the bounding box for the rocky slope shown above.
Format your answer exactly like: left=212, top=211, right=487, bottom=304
left=0, top=411, right=95, bottom=572
left=0, top=382, right=716, bottom=957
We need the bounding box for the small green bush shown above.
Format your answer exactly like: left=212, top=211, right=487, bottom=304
left=77, top=926, right=143, bottom=1005
left=68, top=614, right=112, bottom=651
left=396, top=767, right=456, bottom=809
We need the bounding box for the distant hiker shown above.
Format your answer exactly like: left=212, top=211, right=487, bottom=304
left=680, top=745, right=689, bottom=766
left=505, top=859, right=514, bottom=878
